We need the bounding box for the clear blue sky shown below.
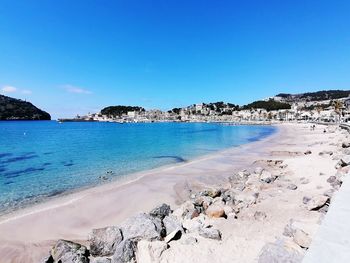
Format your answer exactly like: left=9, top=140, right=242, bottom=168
left=0, top=0, right=349, bottom=119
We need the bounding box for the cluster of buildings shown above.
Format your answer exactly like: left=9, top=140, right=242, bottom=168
left=67, top=97, right=350, bottom=124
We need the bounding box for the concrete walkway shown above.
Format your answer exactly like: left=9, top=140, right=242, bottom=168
left=303, top=175, right=350, bottom=262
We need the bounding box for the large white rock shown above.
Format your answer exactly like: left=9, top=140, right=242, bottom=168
left=182, top=218, right=202, bottom=232
left=163, top=215, right=183, bottom=235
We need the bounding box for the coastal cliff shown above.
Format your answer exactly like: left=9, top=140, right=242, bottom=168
left=0, top=94, right=51, bottom=120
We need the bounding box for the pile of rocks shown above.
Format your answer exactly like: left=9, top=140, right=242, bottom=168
left=42, top=163, right=283, bottom=263
left=259, top=135, right=350, bottom=263
left=41, top=201, right=224, bottom=263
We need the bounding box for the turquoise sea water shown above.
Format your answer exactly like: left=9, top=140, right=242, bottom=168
left=0, top=121, right=276, bottom=214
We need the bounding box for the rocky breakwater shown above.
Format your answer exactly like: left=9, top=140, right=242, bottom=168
left=41, top=161, right=286, bottom=263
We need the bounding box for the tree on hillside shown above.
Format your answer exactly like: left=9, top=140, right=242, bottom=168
left=242, top=99, right=291, bottom=112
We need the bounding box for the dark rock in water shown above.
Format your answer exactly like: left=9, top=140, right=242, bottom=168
left=47, top=239, right=89, bottom=263
left=89, top=226, right=123, bottom=257
left=112, top=239, right=137, bottom=263
left=149, top=203, right=171, bottom=219
left=0, top=94, right=51, bottom=120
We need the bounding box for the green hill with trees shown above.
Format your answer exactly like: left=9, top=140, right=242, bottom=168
left=242, top=99, right=291, bottom=111
left=101, top=105, right=145, bottom=117
left=0, top=94, right=51, bottom=120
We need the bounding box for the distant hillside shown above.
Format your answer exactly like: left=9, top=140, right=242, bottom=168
left=276, top=90, right=350, bottom=102
left=242, top=99, right=291, bottom=111
left=101, top=105, right=145, bottom=117
left=0, top=95, right=51, bottom=120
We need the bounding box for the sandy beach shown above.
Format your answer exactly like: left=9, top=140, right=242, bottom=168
left=0, top=123, right=346, bottom=262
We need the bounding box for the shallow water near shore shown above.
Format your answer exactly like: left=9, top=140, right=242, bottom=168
left=0, top=121, right=276, bottom=214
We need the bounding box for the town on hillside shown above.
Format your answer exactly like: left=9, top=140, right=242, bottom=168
left=60, top=90, right=350, bottom=124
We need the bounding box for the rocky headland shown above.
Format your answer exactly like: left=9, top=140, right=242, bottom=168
left=36, top=124, right=350, bottom=263
left=0, top=94, right=51, bottom=120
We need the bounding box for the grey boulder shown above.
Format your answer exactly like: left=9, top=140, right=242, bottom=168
left=149, top=203, right=171, bottom=219
left=49, top=239, right=89, bottom=263
left=163, top=215, right=183, bottom=235
left=89, top=226, right=123, bottom=257
left=112, top=239, right=137, bottom=263
left=258, top=239, right=304, bottom=263
left=198, top=227, right=222, bottom=240
left=121, top=213, right=163, bottom=241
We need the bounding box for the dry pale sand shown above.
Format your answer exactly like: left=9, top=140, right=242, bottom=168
left=159, top=124, right=345, bottom=263
left=0, top=123, right=343, bottom=263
